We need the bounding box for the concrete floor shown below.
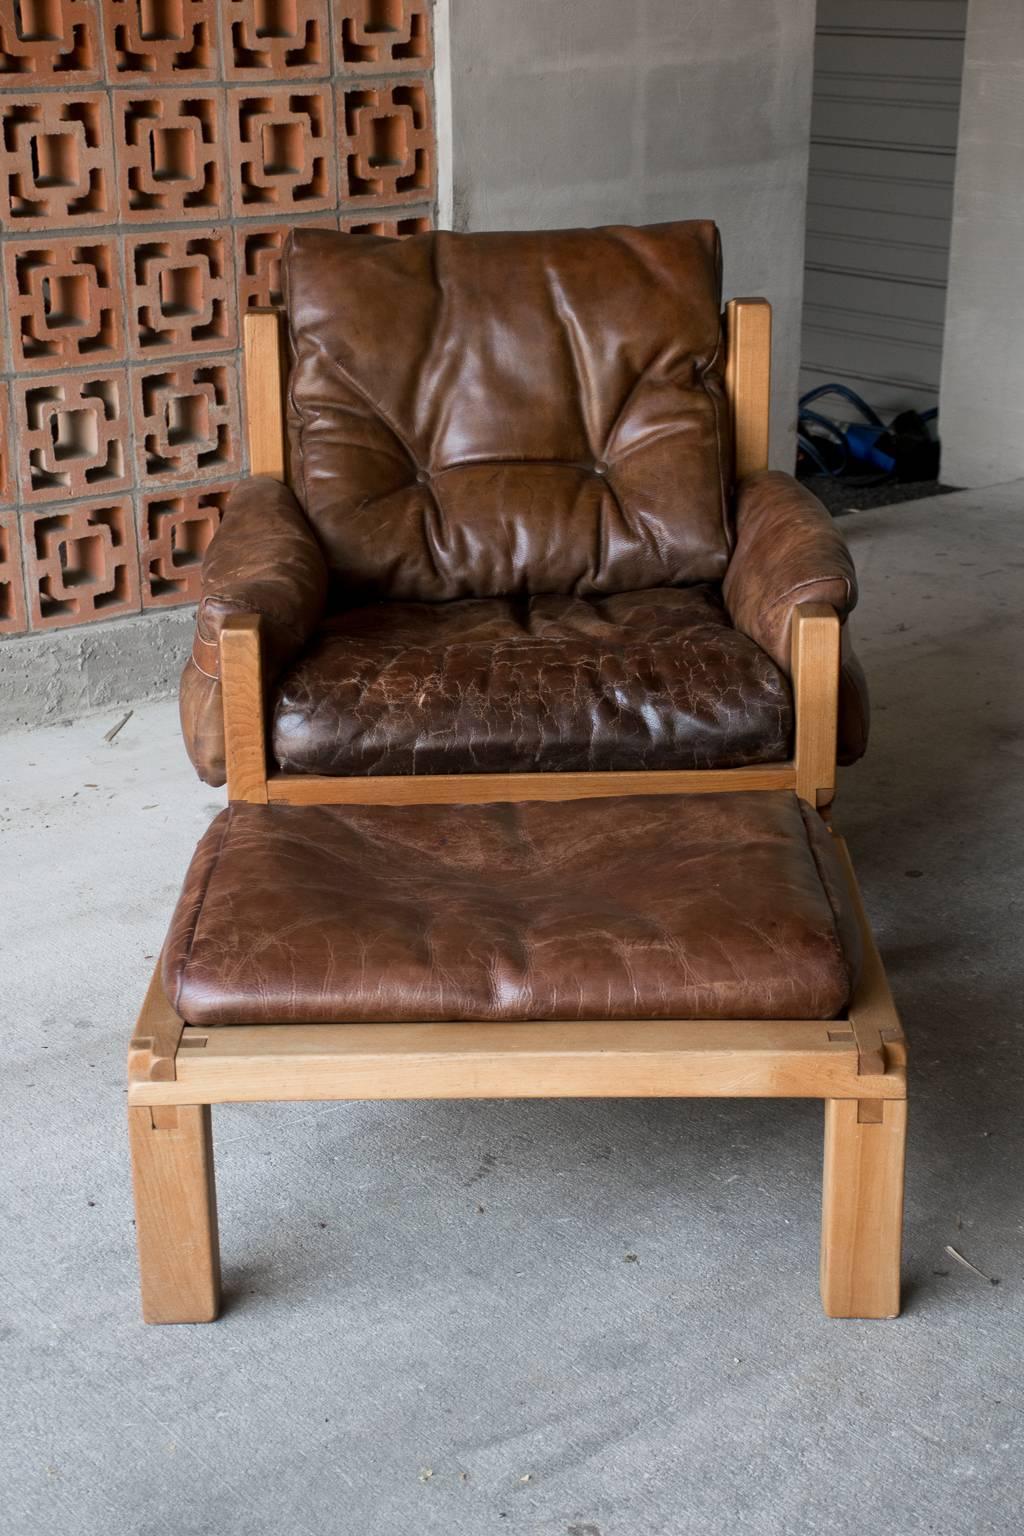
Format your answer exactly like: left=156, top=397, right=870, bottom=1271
left=2, top=483, right=1022, bottom=1535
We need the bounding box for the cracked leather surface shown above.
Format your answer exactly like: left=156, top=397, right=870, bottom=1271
left=163, top=791, right=861, bottom=1025
left=179, top=476, right=329, bottom=786
left=270, top=585, right=793, bottom=776
left=283, top=221, right=734, bottom=602
left=722, top=469, right=869, bottom=762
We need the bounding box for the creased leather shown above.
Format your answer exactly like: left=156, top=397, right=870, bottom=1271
left=179, top=477, right=329, bottom=786
left=163, top=791, right=861, bottom=1025
left=271, top=585, right=793, bottom=776
left=283, top=222, right=734, bottom=602
left=722, top=469, right=869, bottom=762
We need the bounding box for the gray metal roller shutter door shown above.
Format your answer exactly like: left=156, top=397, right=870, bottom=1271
left=801, top=0, right=967, bottom=423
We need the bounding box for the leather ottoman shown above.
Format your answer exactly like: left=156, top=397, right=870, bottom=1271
left=128, top=791, right=907, bottom=1324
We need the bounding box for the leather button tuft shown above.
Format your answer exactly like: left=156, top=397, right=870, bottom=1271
left=415, top=470, right=430, bottom=485
left=593, top=461, right=608, bottom=476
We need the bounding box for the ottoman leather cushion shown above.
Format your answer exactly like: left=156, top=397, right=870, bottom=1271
left=163, top=792, right=861, bottom=1026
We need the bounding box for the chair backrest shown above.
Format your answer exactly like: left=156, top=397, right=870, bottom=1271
left=283, top=221, right=734, bottom=603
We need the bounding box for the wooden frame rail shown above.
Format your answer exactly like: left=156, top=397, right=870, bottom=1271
left=130, top=1017, right=904, bottom=1108
left=264, top=766, right=797, bottom=807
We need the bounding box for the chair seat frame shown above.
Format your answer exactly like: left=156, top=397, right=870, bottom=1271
left=229, top=298, right=841, bottom=812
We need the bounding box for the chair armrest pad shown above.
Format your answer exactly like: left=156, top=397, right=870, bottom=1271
left=180, top=477, right=328, bottom=786
left=723, top=471, right=868, bottom=763
left=723, top=470, right=857, bottom=671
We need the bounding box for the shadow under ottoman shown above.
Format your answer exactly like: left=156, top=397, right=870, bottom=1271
left=127, top=791, right=907, bottom=1323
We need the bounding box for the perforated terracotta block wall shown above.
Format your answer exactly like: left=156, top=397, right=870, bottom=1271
left=0, top=0, right=435, bottom=635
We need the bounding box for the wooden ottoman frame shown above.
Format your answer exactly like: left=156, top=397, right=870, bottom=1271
left=128, top=839, right=906, bottom=1325
left=127, top=296, right=908, bottom=1323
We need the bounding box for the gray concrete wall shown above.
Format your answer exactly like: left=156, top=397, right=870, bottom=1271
left=939, top=1, right=1024, bottom=486
left=445, top=0, right=818, bottom=468
left=0, top=609, right=193, bottom=734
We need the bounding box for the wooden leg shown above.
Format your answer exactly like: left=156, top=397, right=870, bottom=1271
left=128, top=1105, right=221, bottom=1324
left=820, top=1098, right=906, bottom=1319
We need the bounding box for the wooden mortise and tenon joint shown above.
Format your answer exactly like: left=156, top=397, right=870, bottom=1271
left=127, top=963, right=184, bottom=1084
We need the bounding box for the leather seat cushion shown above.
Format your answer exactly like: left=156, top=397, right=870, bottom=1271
left=271, top=586, right=793, bottom=776
left=163, top=792, right=861, bottom=1026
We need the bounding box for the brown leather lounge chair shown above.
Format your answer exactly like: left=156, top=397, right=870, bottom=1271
left=128, top=223, right=905, bottom=1326
left=178, top=221, right=869, bottom=807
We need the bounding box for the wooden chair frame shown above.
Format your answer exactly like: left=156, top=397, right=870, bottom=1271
left=231, top=299, right=842, bottom=813
left=125, top=296, right=907, bottom=1326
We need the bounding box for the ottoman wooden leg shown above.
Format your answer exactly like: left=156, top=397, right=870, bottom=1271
left=820, top=1097, right=906, bottom=1319
left=128, top=1105, right=221, bottom=1324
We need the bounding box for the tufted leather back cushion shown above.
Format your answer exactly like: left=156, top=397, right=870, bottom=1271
left=284, top=221, right=733, bottom=602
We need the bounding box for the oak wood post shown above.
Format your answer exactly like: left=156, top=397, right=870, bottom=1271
left=725, top=297, right=772, bottom=478
left=243, top=307, right=287, bottom=483
left=220, top=612, right=268, bottom=804
left=820, top=1097, right=906, bottom=1319
left=128, top=1104, right=221, bottom=1324
left=792, top=602, right=841, bottom=808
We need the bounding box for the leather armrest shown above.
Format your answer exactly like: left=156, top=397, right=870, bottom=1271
left=723, top=470, right=869, bottom=763
left=180, top=477, right=328, bottom=786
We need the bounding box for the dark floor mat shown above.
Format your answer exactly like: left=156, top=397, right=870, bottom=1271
left=799, top=477, right=958, bottom=518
